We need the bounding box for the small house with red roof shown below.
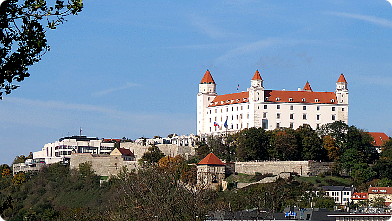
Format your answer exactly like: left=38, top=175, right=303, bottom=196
left=368, top=132, right=390, bottom=153
left=351, top=192, right=368, bottom=204
left=197, top=153, right=226, bottom=189
left=197, top=70, right=349, bottom=135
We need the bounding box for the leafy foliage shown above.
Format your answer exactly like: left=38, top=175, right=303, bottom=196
left=0, top=0, right=83, bottom=98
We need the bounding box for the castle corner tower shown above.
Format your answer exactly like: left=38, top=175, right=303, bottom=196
left=197, top=70, right=217, bottom=135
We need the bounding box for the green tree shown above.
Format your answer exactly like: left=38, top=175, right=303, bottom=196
left=0, top=0, right=83, bottom=98
left=296, top=124, right=327, bottom=161
left=138, top=144, right=165, bottom=166
left=270, top=128, right=299, bottom=160
left=236, top=127, right=270, bottom=161
left=371, top=197, right=386, bottom=208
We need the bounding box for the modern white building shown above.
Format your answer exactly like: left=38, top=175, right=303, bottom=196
left=33, top=135, right=116, bottom=164
left=197, top=70, right=349, bottom=135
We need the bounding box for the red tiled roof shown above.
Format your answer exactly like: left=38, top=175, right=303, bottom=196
left=198, top=153, right=225, bottom=166
left=368, top=187, right=392, bottom=194
left=200, top=70, right=215, bottom=84
left=351, top=192, right=368, bottom=200
left=368, top=132, right=390, bottom=147
left=337, top=74, right=347, bottom=83
left=265, top=90, right=337, bottom=104
left=252, top=70, right=262, bottom=80
left=117, top=148, right=134, bottom=157
left=103, top=138, right=121, bottom=143
left=303, top=82, right=312, bottom=91
left=209, top=92, right=249, bottom=107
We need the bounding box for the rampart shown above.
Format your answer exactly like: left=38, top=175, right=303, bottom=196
left=70, top=153, right=138, bottom=177
left=234, top=161, right=332, bottom=177
left=120, top=142, right=195, bottom=160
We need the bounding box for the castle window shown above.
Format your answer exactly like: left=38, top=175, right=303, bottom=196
left=209, top=118, right=211, bottom=123
left=226, top=108, right=228, bottom=112
left=315, top=99, right=319, bottom=102
left=232, top=115, right=234, bottom=120
left=332, top=107, right=335, bottom=111
left=342, top=108, right=344, bottom=111
left=276, top=123, right=280, bottom=128
left=210, top=127, right=212, bottom=132
left=317, top=124, right=320, bottom=129
left=237, top=124, right=239, bottom=129
left=227, top=100, right=230, bottom=103
left=221, top=101, right=224, bottom=104
left=208, top=97, right=210, bottom=101
left=302, top=98, right=306, bottom=102
left=317, top=106, right=320, bottom=111
left=247, top=114, right=249, bottom=119
left=277, top=113, right=280, bottom=119
left=263, top=113, right=267, bottom=118
left=289, top=98, right=293, bottom=102
left=210, top=110, right=212, bottom=114
left=241, top=106, right=243, bottom=110
left=331, top=99, right=335, bottom=103
left=290, top=114, right=294, bottom=119
left=237, top=107, right=239, bottom=111
left=277, top=105, right=280, bottom=109
left=332, top=115, right=336, bottom=120
left=290, top=123, right=294, bottom=128
left=303, top=106, right=306, bottom=110
left=237, top=115, right=239, bottom=120
left=303, top=114, right=307, bottom=120
left=231, top=124, right=233, bottom=129
left=276, top=97, right=280, bottom=101
left=265, top=97, right=269, bottom=101
left=232, top=107, right=234, bottom=111
left=317, top=115, right=320, bottom=120
left=290, top=105, right=293, bottom=110
left=236, top=99, right=240, bottom=102
left=248, top=105, right=249, bottom=109
left=264, top=105, right=267, bottom=109
left=215, top=117, right=217, bottom=121
left=240, top=114, right=242, bottom=119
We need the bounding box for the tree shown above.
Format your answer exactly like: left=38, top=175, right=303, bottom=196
left=236, top=127, right=270, bottom=161
left=296, top=124, right=327, bottom=161
left=270, top=128, right=299, bottom=160
left=138, top=144, right=165, bottom=166
left=0, top=0, right=83, bottom=98
left=323, top=135, right=339, bottom=161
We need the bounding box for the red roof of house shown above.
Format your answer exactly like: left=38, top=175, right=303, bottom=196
left=200, top=70, right=215, bottom=84
left=103, top=138, right=122, bottom=143
left=368, top=187, right=392, bottom=194
left=252, top=70, right=262, bottom=80
left=303, top=82, right=312, bottom=91
left=368, top=132, right=390, bottom=147
left=337, top=74, right=347, bottom=83
left=198, top=153, right=225, bottom=166
left=351, top=192, right=368, bottom=200
left=117, top=148, right=134, bottom=157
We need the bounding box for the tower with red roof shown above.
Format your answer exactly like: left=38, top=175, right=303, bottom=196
left=197, top=70, right=218, bottom=135
left=197, top=153, right=226, bottom=189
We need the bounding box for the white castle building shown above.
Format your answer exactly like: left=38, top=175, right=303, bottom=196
left=197, top=70, right=348, bottom=135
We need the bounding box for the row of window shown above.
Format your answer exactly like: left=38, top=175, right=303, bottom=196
left=209, top=114, right=249, bottom=123
left=208, top=105, right=345, bottom=114
left=210, top=123, right=250, bottom=132
left=271, top=97, right=336, bottom=103
left=274, top=113, right=336, bottom=121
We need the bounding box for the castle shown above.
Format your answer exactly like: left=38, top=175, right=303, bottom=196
left=197, top=70, right=348, bottom=135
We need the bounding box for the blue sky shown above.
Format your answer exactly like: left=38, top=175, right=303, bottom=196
left=1, top=0, right=392, bottom=165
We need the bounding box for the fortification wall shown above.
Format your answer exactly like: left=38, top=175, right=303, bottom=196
left=234, top=161, right=331, bottom=177
left=70, top=153, right=138, bottom=177
left=120, top=142, right=195, bottom=160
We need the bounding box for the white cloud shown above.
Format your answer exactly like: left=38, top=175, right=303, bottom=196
left=188, top=14, right=228, bottom=39
left=328, top=12, right=392, bottom=28
left=92, top=82, right=139, bottom=96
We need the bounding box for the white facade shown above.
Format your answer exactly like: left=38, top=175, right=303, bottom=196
left=33, top=136, right=115, bottom=164
left=197, top=70, right=349, bottom=135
